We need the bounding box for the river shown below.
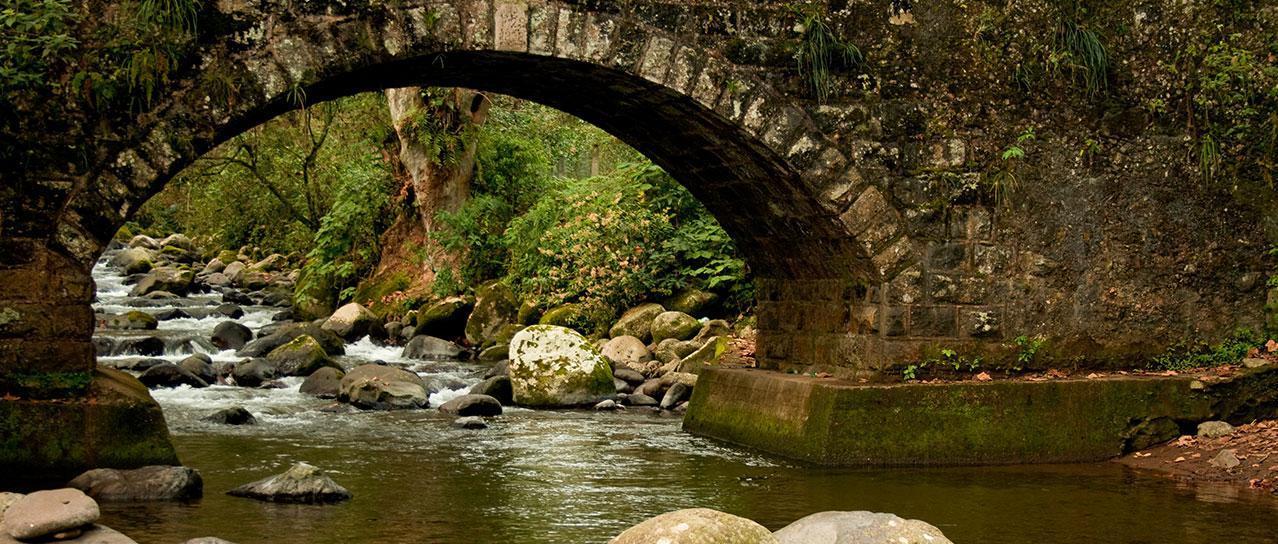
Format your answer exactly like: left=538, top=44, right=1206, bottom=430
left=88, top=251, right=1278, bottom=543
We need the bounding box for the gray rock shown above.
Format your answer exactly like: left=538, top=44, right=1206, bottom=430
left=614, top=378, right=634, bottom=394
left=138, top=363, right=209, bottom=389
left=650, top=311, right=701, bottom=343
left=231, top=359, right=277, bottom=388
left=613, top=367, right=646, bottom=385
left=238, top=323, right=345, bottom=358
left=468, top=376, right=514, bottom=405
left=178, top=354, right=216, bottom=384
left=608, top=303, right=665, bottom=342
left=1197, top=420, right=1234, bottom=439
left=452, top=416, right=488, bottom=430
left=202, top=407, right=257, bottom=425
left=266, top=335, right=338, bottom=377
left=214, top=304, right=245, bottom=319
left=211, top=321, right=253, bottom=351
left=1, top=488, right=100, bottom=540
left=0, top=524, right=137, bottom=544
left=68, top=466, right=203, bottom=501
left=227, top=463, right=351, bottom=504
left=626, top=393, right=659, bottom=407
left=339, top=364, right=427, bottom=410
left=773, top=511, right=953, bottom=544
left=601, top=335, right=653, bottom=368
left=1209, top=449, right=1241, bottom=470
left=321, top=303, right=379, bottom=342
left=129, top=267, right=194, bottom=297
left=594, top=399, right=623, bottom=411
left=660, top=382, right=691, bottom=410
left=611, top=508, right=776, bottom=544
left=484, top=361, right=509, bottom=378
left=300, top=367, right=345, bottom=398
left=438, top=394, right=503, bottom=417
left=402, top=335, right=466, bottom=361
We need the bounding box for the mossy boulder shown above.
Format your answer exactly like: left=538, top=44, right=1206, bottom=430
left=109, top=247, right=154, bottom=275
left=266, top=335, right=339, bottom=377
left=611, top=508, right=777, bottom=544
left=216, top=250, right=239, bottom=265
left=507, top=325, right=615, bottom=407
left=129, top=268, right=194, bottom=297
left=537, top=303, right=587, bottom=330
left=158, top=244, right=196, bottom=264
left=608, top=303, right=665, bottom=342
left=414, top=296, right=475, bottom=339
left=238, top=323, right=345, bottom=358
left=101, top=311, right=158, bottom=331
left=485, top=323, right=525, bottom=349
left=0, top=367, right=180, bottom=483
left=662, top=289, right=720, bottom=316
left=465, top=281, right=518, bottom=345
left=650, top=311, right=700, bottom=343
left=676, top=336, right=727, bottom=375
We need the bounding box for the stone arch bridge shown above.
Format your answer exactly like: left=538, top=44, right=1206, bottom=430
left=1, top=0, right=1272, bottom=476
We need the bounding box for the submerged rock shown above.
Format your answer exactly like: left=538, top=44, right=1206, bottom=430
left=227, top=463, right=351, bottom=504
left=508, top=325, right=615, bottom=407
left=68, top=466, right=203, bottom=501
left=184, top=538, right=238, bottom=544
left=452, top=416, right=488, bottom=430
left=610, top=508, right=777, bottom=544
left=202, top=407, right=257, bottom=426
left=772, top=511, right=953, bottom=544
left=1, top=488, right=100, bottom=540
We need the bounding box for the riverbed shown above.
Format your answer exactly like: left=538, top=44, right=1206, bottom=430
left=88, top=254, right=1278, bottom=543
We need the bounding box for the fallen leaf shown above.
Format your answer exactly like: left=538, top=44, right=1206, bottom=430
left=975, top=372, right=992, bottom=382
left=1174, top=456, right=1186, bottom=463
left=1086, top=373, right=1100, bottom=379
left=1267, top=339, right=1278, bottom=352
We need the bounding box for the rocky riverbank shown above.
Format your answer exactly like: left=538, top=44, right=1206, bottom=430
left=97, top=234, right=749, bottom=420
left=1117, top=419, right=1278, bottom=496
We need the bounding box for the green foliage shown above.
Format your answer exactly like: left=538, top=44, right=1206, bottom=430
left=1187, top=35, right=1278, bottom=185
left=1054, top=20, right=1109, bottom=95
left=986, top=127, right=1035, bottom=206
left=790, top=2, right=862, bottom=103
left=0, top=0, right=79, bottom=97
left=1149, top=328, right=1262, bottom=372
left=295, top=151, right=395, bottom=310
left=1013, top=334, right=1045, bottom=371
left=902, top=348, right=983, bottom=381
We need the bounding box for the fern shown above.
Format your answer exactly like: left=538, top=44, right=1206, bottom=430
left=791, top=3, right=862, bottom=103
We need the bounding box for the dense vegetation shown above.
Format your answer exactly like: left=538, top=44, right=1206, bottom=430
left=131, top=91, right=753, bottom=331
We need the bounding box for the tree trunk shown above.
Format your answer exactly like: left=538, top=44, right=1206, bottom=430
left=362, top=87, right=489, bottom=311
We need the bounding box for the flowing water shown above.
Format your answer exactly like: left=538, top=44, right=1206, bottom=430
left=87, top=253, right=1278, bottom=543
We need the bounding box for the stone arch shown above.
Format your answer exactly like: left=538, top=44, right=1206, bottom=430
left=26, top=0, right=919, bottom=374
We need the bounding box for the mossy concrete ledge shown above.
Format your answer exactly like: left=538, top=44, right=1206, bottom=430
left=683, top=367, right=1278, bottom=466
left=0, top=367, right=180, bottom=484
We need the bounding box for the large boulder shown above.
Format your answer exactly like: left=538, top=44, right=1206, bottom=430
left=653, top=338, right=700, bottom=366
left=211, top=321, right=253, bottom=351
left=68, top=466, right=203, bottom=501
left=601, top=336, right=653, bottom=368
left=238, top=323, right=345, bottom=358
left=338, top=364, right=428, bottom=410
left=650, top=311, right=700, bottom=343
left=321, top=303, right=379, bottom=342
left=465, top=281, right=519, bottom=345
left=1, top=488, right=100, bottom=540
left=608, top=303, right=665, bottom=342
left=537, top=303, right=587, bottom=330
left=402, top=335, right=466, bottom=361
left=138, top=363, right=209, bottom=389
left=226, top=463, right=351, bottom=504
left=610, top=508, right=777, bottom=544
left=247, top=253, right=286, bottom=273
left=299, top=367, right=345, bottom=398
left=438, top=394, right=503, bottom=417
left=110, top=247, right=154, bottom=275
left=676, top=337, right=727, bottom=375
left=772, top=511, right=953, bottom=544
left=663, top=288, right=720, bottom=316
left=160, top=233, right=197, bottom=252
left=507, top=325, right=615, bottom=407
left=266, top=335, right=338, bottom=377
left=128, top=234, right=160, bottom=250
left=414, top=296, right=474, bottom=339
left=129, top=267, right=195, bottom=297
left=222, top=261, right=246, bottom=283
